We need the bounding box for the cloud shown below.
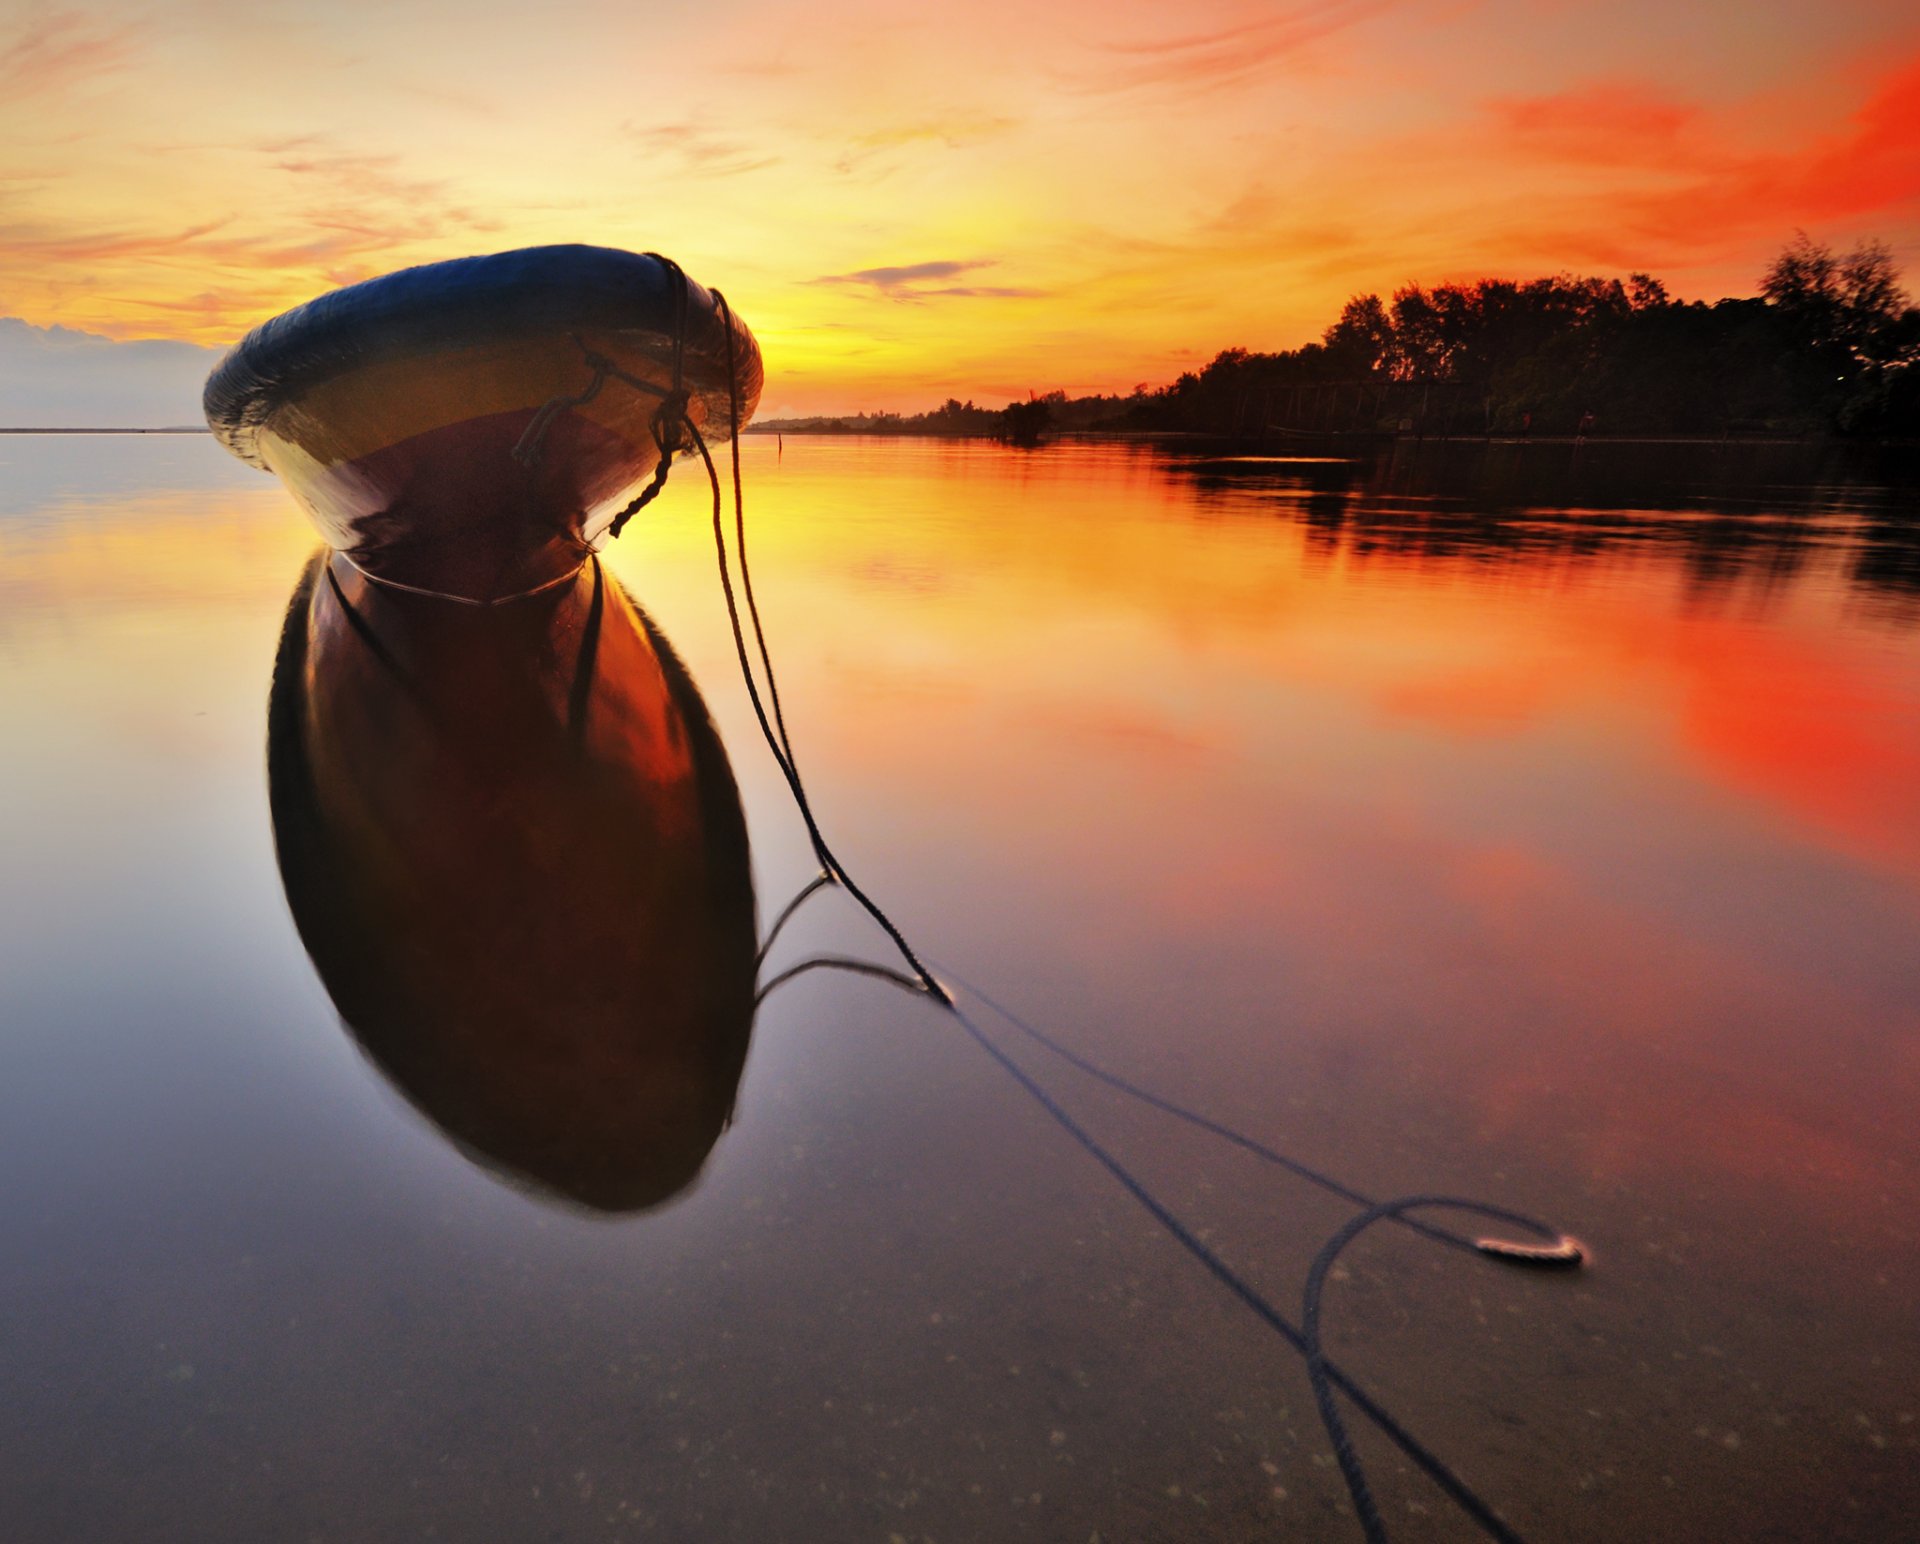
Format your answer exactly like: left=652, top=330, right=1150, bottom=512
left=0, top=317, right=223, bottom=427
left=825, top=259, right=986, bottom=286
left=1104, top=46, right=1920, bottom=306
left=831, top=114, right=1019, bottom=177
left=1640, top=53, right=1920, bottom=234
left=0, top=216, right=237, bottom=265
left=262, top=144, right=500, bottom=240
left=0, top=10, right=134, bottom=103
left=0, top=215, right=440, bottom=278
left=251, top=134, right=326, bottom=156
left=0, top=138, right=502, bottom=337
left=0, top=192, right=496, bottom=346
left=623, top=122, right=778, bottom=178
left=1487, top=81, right=1701, bottom=166
left=1070, top=0, right=1392, bottom=94
left=1468, top=52, right=1920, bottom=268
left=811, top=259, right=1042, bottom=301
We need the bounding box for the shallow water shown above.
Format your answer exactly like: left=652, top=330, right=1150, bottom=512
left=2, top=431, right=1917, bottom=1541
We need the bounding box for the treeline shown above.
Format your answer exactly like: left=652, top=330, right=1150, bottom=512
left=750, top=236, right=1920, bottom=442
left=1122, top=235, right=1919, bottom=438
left=749, top=391, right=1132, bottom=444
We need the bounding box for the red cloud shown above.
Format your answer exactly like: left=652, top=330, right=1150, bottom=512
left=1622, top=53, right=1920, bottom=235
left=1487, top=80, right=1701, bottom=165
left=1441, top=50, right=1920, bottom=273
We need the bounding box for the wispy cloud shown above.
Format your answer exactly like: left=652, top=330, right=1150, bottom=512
left=0, top=217, right=239, bottom=266
left=0, top=193, right=495, bottom=339
left=832, top=114, right=1019, bottom=177
left=0, top=10, right=135, bottom=102
left=251, top=133, right=328, bottom=157
left=623, top=122, right=777, bottom=178
left=0, top=129, right=499, bottom=342
left=811, top=259, right=1042, bottom=301
left=1069, top=0, right=1391, bottom=94
left=265, top=144, right=499, bottom=240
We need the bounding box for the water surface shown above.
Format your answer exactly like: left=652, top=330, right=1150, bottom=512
left=2, top=432, right=1917, bottom=1540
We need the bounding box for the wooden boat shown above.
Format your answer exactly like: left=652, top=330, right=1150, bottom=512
left=268, top=550, right=758, bottom=1211
left=206, top=245, right=763, bottom=603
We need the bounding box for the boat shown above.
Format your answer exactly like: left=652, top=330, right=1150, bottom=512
left=205, top=245, right=763, bottom=603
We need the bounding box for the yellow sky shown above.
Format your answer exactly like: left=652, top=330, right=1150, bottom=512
left=3, top=0, right=1918, bottom=414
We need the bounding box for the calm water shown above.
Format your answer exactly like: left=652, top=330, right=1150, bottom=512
left=2, top=431, right=1917, bottom=1541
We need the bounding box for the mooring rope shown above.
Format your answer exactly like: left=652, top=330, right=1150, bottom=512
left=750, top=949, right=1559, bottom=1544
left=535, top=254, right=1586, bottom=1541
left=1300, top=1195, right=1581, bottom=1543
left=940, top=970, right=1582, bottom=1269
left=695, top=284, right=946, bottom=1000
left=513, top=255, right=693, bottom=543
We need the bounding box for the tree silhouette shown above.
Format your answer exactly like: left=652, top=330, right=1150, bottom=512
left=998, top=397, right=1053, bottom=446
left=753, top=237, right=1920, bottom=443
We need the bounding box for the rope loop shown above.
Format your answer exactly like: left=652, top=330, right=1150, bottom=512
left=514, top=255, right=697, bottom=539
left=650, top=388, right=692, bottom=456
left=511, top=334, right=608, bottom=469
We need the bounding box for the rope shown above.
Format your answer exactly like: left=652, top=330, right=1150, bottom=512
left=518, top=253, right=943, bottom=997
left=511, top=257, right=693, bottom=542
left=753, top=952, right=928, bottom=1006
left=755, top=870, right=835, bottom=968
left=607, top=255, right=692, bottom=540
left=698, top=410, right=1583, bottom=1534
left=715, top=293, right=800, bottom=766
left=940, top=990, right=1541, bottom=1544
left=692, top=286, right=947, bottom=1001
left=510, top=343, right=610, bottom=468
left=1301, top=1196, right=1579, bottom=1544
left=939, top=968, right=1580, bottom=1266
left=788, top=957, right=1546, bottom=1544
left=525, top=263, right=1587, bottom=1541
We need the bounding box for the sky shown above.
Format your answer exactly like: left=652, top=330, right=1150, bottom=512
left=2, top=0, right=1918, bottom=421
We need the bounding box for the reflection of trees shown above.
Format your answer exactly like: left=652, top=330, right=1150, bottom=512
left=1165, top=439, right=1920, bottom=620
left=1851, top=514, right=1920, bottom=612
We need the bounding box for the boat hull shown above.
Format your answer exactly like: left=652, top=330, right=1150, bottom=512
left=207, top=246, right=761, bottom=602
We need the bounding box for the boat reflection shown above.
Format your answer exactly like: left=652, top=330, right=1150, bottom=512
left=267, top=551, right=757, bottom=1212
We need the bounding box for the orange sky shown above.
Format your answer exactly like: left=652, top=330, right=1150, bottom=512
left=3, top=0, right=1919, bottom=415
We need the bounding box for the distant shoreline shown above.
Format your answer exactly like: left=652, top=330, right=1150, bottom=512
left=4, top=424, right=1908, bottom=452
left=0, top=426, right=210, bottom=434
left=748, top=426, right=1865, bottom=448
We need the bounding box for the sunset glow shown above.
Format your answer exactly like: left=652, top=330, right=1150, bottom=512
left=4, top=0, right=1918, bottom=414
